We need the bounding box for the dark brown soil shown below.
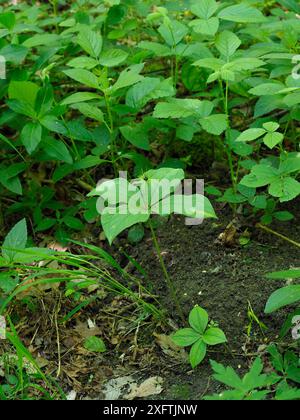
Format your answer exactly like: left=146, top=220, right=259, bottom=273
left=124, top=201, right=300, bottom=399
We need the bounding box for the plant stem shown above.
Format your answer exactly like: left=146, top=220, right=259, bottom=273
left=149, top=220, right=185, bottom=323
left=256, top=223, right=300, bottom=249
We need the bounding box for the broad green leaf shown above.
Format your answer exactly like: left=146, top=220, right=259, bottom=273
left=71, top=103, right=104, bottom=122
left=68, top=56, right=98, bottom=70
left=23, top=34, right=60, bottom=48
left=265, top=285, right=300, bottom=313
left=263, top=132, right=283, bottom=149
left=236, top=128, right=266, bottom=142
left=101, top=211, right=150, bottom=245
left=111, top=64, right=144, bottom=92
left=215, top=31, right=241, bottom=58
left=190, top=339, right=207, bottom=368
left=7, top=99, right=36, bottom=118
left=0, top=44, right=28, bottom=64
left=158, top=20, right=188, bottom=46
left=8, top=81, right=39, bottom=107
left=269, top=177, right=300, bottom=202
left=263, top=122, right=280, bottom=132
left=20, top=122, right=42, bottom=154
left=40, top=115, right=67, bottom=135
left=61, top=92, right=101, bottom=106
left=190, top=17, right=219, bottom=36
left=99, top=49, right=128, bottom=67
left=200, top=114, right=227, bottom=135
left=193, top=57, right=224, bottom=70
left=42, top=137, right=73, bottom=164
left=218, top=4, right=266, bottom=23
left=2, top=219, right=27, bottom=262
left=0, top=12, right=16, bottom=30
left=249, top=83, right=284, bottom=96
left=210, top=360, right=244, bottom=390
left=191, top=0, right=218, bottom=19
left=63, top=69, right=99, bottom=90
left=172, top=328, right=201, bottom=347
left=138, top=41, right=171, bottom=56
left=189, top=306, right=208, bottom=334
left=241, top=165, right=279, bottom=188
left=153, top=98, right=202, bottom=118
left=120, top=125, right=150, bottom=151
left=203, top=327, right=227, bottom=346
left=78, top=28, right=103, bottom=58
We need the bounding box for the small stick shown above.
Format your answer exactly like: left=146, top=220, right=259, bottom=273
left=256, top=223, right=300, bottom=249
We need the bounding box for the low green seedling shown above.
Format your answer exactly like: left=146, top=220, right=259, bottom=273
left=172, top=306, right=227, bottom=368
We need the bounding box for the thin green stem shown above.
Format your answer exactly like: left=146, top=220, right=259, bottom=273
left=149, top=220, right=185, bottom=323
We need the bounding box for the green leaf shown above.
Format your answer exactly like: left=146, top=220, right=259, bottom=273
left=249, top=83, right=284, bottom=96
left=101, top=212, right=150, bottom=245
left=203, top=327, right=227, bottom=346
left=20, top=122, right=42, bottom=154
left=84, top=336, right=106, bottom=353
left=189, top=306, right=208, bottom=334
left=215, top=31, right=241, bottom=58
left=78, top=28, right=103, bottom=58
left=2, top=219, right=27, bottom=262
left=200, top=114, right=227, bottom=135
left=189, top=339, right=207, bottom=368
left=111, top=64, right=144, bottom=92
left=241, top=164, right=279, bottom=188
left=236, top=128, right=266, bottom=142
left=191, top=0, right=218, bottom=19
left=269, top=177, right=300, bottom=202
left=8, top=81, right=39, bottom=107
left=265, top=286, right=300, bottom=313
left=68, top=56, right=98, bottom=70
left=71, top=103, right=104, bottom=122
left=61, top=92, right=101, bottom=106
left=120, top=125, right=150, bottom=151
left=42, top=137, right=73, bottom=164
left=0, top=12, right=16, bottom=30
left=154, top=98, right=202, bottom=119
left=99, top=49, right=128, bottom=67
left=263, top=122, right=280, bottom=132
left=172, top=328, right=201, bottom=347
left=0, top=44, right=28, bottom=64
left=7, top=99, right=36, bottom=119
left=266, top=270, right=300, bottom=280
left=218, top=4, right=266, bottom=23
left=63, top=69, right=99, bottom=90
left=158, top=20, right=188, bottom=46
left=40, top=115, right=67, bottom=135
left=190, top=17, right=219, bottom=36
left=210, top=360, right=244, bottom=390
left=263, top=132, right=283, bottom=149
left=0, top=274, right=18, bottom=294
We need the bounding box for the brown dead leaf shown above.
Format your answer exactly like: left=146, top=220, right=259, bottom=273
left=125, top=376, right=164, bottom=400
left=154, top=333, right=187, bottom=361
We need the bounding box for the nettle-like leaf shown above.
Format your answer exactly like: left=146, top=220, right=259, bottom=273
left=190, top=0, right=219, bottom=36
left=199, top=114, right=228, bottom=135
left=63, top=69, right=99, bottom=90
left=158, top=20, right=188, bottom=46
left=77, top=27, right=103, bottom=58
left=215, top=31, right=241, bottom=59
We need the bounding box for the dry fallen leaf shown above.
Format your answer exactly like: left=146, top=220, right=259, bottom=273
left=154, top=333, right=187, bottom=361
left=125, top=376, right=164, bottom=400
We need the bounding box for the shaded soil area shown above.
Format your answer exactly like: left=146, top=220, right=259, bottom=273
left=1, top=203, right=299, bottom=400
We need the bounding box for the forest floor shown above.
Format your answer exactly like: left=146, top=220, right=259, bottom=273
left=1, top=200, right=299, bottom=400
